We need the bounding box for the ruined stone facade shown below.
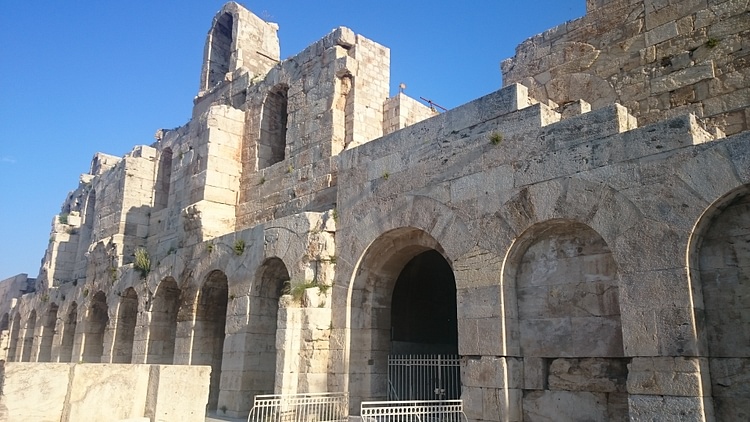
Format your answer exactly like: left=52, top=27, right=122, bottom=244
left=1, top=1, right=749, bottom=421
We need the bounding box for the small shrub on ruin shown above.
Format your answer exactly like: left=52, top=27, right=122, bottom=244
left=234, top=239, right=245, bottom=255
left=706, top=38, right=719, bottom=48
left=58, top=213, right=69, bottom=224
left=82, top=288, right=89, bottom=298
left=383, top=171, right=390, bottom=180
left=290, top=280, right=317, bottom=302
left=489, top=132, right=504, bottom=145
left=134, top=247, right=150, bottom=278
left=206, top=242, right=214, bottom=253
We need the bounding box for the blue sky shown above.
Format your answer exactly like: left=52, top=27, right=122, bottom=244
left=0, top=1, right=585, bottom=280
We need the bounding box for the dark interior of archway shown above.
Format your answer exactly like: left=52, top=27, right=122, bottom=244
left=196, top=270, right=228, bottom=410
left=84, top=292, right=108, bottom=363
left=391, top=250, right=458, bottom=354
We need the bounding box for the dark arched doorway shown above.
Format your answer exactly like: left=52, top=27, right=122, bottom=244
left=148, top=277, right=180, bottom=364
left=347, top=228, right=460, bottom=406
left=113, top=287, right=138, bottom=363
left=83, top=291, right=108, bottom=363
left=21, top=311, right=37, bottom=362
left=38, top=303, right=59, bottom=362
left=60, top=302, right=78, bottom=362
left=192, top=270, right=229, bottom=411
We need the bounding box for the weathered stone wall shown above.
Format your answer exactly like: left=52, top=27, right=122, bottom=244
left=1, top=1, right=748, bottom=421
left=501, top=0, right=750, bottom=136
left=0, top=362, right=210, bottom=422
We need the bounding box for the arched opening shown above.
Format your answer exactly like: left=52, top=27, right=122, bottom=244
left=250, top=258, right=289, bottom=395
left=83, top=291, right=108, bottom=363
left=8, top=315, right=21, bottom=361
left=74, top=189, right=96, bottom=279
left=693, top=186, right=750, bottom=420
left=333, top=74, right=353, bottom=154
left=148, top=278, right=181, bottom=364
left=192, top=270, right=229, bottom=410
left=60, top=302, right=78, bottom=362
left=348, top=228, right=459, bottom=406
left=21, top=311, right=37, bottom=362
left=113, top=287, right=138, bottom=363
left=258, top=85, right=289, bottom=169
left=390, top=250, right=459, bottom=400
left=205, top=13, right=234, bottom=90
left=154, top=148, right=173, bottom=211
left=506, top=220, right=627, bottom=421
left=38, top=303, right=59, bottom=362
left=0, top=313, right=8, bottom=331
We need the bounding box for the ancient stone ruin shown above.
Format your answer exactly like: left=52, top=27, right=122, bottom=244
left=1, top=0, right=748, bottom=420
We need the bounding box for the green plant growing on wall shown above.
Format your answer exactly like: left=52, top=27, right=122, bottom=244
left=489, top=131, right=504, bottom=145
left=58, top=213, right=69, bottom=224
left=382, top=171, right=390, bottom=180
left=287, top=164, right=294, bottom=174
left=258, top=176, right=266, bottom=185
left=234, top=239, right=245, bottom=255
left=207, top=242, right=214, bottom=253
left=331, top=208, right=338, bottom=222
left=290, top=280, right=318, bottom=302
left=82, top=288, right=89, bottom=298
left=41, top=293, right=49, bottom=303
left=706, top=37, right=719, bottom=48
left=109, top=266, right=118, bottom=284
left=134, top=247, right=150, bottom=278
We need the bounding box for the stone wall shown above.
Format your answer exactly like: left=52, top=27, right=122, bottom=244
left=0, top=1, right=748, bottom=421
left=0, top=362, right=210, bottom=422
left=501, top=0, right=750, bottom=136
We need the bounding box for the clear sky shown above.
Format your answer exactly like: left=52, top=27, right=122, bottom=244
left=0, top=1, right=585, bottom=280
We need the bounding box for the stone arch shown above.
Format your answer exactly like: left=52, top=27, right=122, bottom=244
left=38, top=303, right=59, bottom=362
left=8, top=314, right=21, bottom=361
left=83, top=291, right=108, bottom=363
left=258, top=84, right=289, bottom=168
left=502, top=218, right=628, bottom=421
left=249, top=257, right=290, bottom=395
left=148, top=277, right=181, bottom=364
left=346, top=227, right=458, bottom=404
left=59, top=302, right=78, bottom=362
left=204, top=12, right=234, bottom=90
left=154, top=148, right=173, bottom=211
left=690, top=184, right=750, bottom=420
left=113, top=287, right=138, bottom=363
left=21, top=310, right=37, bottom=362
left=192, top=270, right=229, bottom=411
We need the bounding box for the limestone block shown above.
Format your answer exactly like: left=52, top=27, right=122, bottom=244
left=542, top=103, right=636, bottom=148
left=64, top=364, right=150, bottom=422
left=146, top=365, right=210, bottom=422
left=627, top=357, right=710, bottom=397
left=1, top=363, right=71, bottom=422
left=523, top=357, right=546, bottom=390
left=547, top=358, right=628, bottom=393
left=709, top=357, right=750, bottom=398
left=628, top=394, right=712, bottom=422
left=651, top=62, right=716, bottom=94
left=462, top=356, right=522, bottom=389
left=522, top=390, right=608, bottom=421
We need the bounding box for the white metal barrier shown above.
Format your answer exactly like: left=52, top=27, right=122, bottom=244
left=361, top=400, right=468, bottom=422
left=247, top=392, right=349, bottom=422
left=388, top=354, right=461, bottom=400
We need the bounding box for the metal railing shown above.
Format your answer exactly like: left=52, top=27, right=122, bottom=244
left=361, top=399, right=467, bottom=422
left=247, top=392, right=349, bottom=422
left=388, top=354, right=461, bottom=401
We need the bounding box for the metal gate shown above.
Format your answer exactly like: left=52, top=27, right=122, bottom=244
left=387, top=354, right=461, bottom=401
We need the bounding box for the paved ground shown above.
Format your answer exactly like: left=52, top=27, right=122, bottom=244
left=205, top=410, right=246, bottom=422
